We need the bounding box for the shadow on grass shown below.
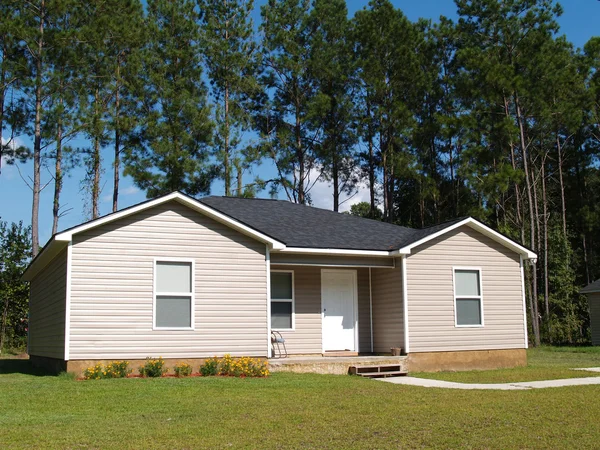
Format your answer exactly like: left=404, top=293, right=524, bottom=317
left=0, top=358, right=55, bottom=376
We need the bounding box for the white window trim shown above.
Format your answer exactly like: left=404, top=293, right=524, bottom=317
left=270, top=269, right=295, bottom=331
left=452, top=266, right=484, bottom=328
left=153, top=257, right=195, bottom=331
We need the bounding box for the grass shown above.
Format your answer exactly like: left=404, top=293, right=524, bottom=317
left=0, top=348, right=599, bottom=448
left=413, top=346, right=600, bottom=384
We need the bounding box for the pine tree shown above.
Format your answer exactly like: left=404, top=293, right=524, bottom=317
left=199, top=0, right=260, bottom=197
left=105, top=0, right=145, bottom=212
left=18, top=0, right=53, bottom=256
left=124, top=0, right=215, bottom=197
left=454, top=0, right=564, bottom=346
left=353, top=0, right=421, bottom=222
left=307, top=0, right=357, bottom=212
left=259, top=0, right=314, bottom=204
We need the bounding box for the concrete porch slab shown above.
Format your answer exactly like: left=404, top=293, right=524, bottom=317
left=269, top=355, right=408, bottom=375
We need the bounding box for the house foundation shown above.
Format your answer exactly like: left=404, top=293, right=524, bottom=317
left=407, top=349, right=527, bottom=372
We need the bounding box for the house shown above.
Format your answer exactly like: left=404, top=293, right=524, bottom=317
left=582, top=280, right=600, bottom=345
left=23, top=192, right=536, bottom=374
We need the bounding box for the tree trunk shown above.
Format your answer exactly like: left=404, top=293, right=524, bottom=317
left=32, top=1, right=46, bottom=257
left=92, top=90, right=101, bottom=219
left=236, top=162, right=243, bottom=197
left=368, top=134, right=375, bottom=218
left=542, top=160, right=550, bottom=337
left=514, top=93, right=540, bottom=346
left=52, top=94, right=63, bottom=235
left=0, top=43, right=6, bottom=175
left=0, top=295, right=9, bottom=354
left=224, top=81, right=230, bottom=196
left=583, top=234, right=590, bottom=285
left=367, top=103, right=376, bottom=218
left=448, top=138, right=456, bottom=217
left=296, top=96, right=304, bottom=204
left=332, top=153, right=339, bottom=212
left=556, top=133, right=567, bottom=239
left=505, top=96, right=523, bottom=243
left=113, top=56, right=121, bottom=213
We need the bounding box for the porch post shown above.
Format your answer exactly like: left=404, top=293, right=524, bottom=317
left=266, top=246, right=272, bottom=358
left=401, top=255, right=410, bottom=354
left=369, top=267, right=373, bottom=353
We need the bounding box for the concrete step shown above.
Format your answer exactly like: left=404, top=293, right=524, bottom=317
left=349, top=364, right=408, bottom=378
left=359, top=370, right=408, bottom=378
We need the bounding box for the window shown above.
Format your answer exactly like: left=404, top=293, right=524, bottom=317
left=453, top=268, right=483, bottom=327
left=154, top=260, right=194, bottom=329
left=270, top=271, right=294, bottom=330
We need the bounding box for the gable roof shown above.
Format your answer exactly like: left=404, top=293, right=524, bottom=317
left=23, top=191, right=536, bottom=281
left=581, top=279, right=600, bottom=294
left=199, top=196, right=536, bottom=259
left=199, top=196, right=418, bottom=251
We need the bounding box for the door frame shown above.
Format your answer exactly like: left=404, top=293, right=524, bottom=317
left=320, top=269, right=359, bottom=353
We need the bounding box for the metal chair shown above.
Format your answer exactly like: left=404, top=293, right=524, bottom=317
left=271, top=330, right=288, bottom=358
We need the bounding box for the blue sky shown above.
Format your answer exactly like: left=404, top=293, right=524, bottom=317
left=0, top=0, right=598, bottom=247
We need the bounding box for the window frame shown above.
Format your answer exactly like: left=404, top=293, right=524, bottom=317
left=153, top=257, right=195, bottom=331
left=452, top=266, right=484, bottom=328
left=270, top=269, right=295, bottom=331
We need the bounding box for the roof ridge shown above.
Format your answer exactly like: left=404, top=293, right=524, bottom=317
left=200, top=195, right=415, bottom=231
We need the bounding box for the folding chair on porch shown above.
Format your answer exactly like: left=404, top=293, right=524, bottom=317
left=271, top=330, right=288, bottom=358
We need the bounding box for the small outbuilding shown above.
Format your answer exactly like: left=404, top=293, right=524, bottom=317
left=582, top=280, right=600, bottom=345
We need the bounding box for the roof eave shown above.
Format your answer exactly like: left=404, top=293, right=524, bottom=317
left=394, top=217, right=537, bottom=260
left=273, top=247, right=392, bottom=257
left=22, top=237, right=70, bottom=282
left=22, top=192, right=287, bottom=281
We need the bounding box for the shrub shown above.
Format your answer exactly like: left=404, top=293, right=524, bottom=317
left=139, top=357, right=167, bottom=378
left=174, top=362, right=192, bottom=377
left=200, top=357, right=219, bottom=376
left=200, top=354, right=269, bottom=377
left=106, top=361, right=131, bottom=378
left=83, top=361, right=131, bottom=380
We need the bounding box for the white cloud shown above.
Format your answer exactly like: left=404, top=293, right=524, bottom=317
left=1, top=136, right=26, bottom=178
left=121, top=185, right=140, bottom=196
left=305, top=168, right=375, bottom=213
left=101, top=185, right=140, bottom=203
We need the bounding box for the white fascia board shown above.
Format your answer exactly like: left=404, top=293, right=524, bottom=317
left=22, top=239, right=69, bottom=282
left=394, top=217, right=537, bottom=260
left=275, top=247, right=391, bottom=257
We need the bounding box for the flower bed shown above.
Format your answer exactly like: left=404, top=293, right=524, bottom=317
left=80, top=355, right=269, bottom=380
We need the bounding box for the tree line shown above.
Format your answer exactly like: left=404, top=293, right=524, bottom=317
left=1, top=0, right=599, bottom=348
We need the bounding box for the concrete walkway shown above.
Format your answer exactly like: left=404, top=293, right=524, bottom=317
left=378, top=370, right=600, bottom=390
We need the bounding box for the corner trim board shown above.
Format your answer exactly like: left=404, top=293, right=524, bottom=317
left=401, top=255, right=410, bottom=354
left=64, top=242, right=72, bottom=361
left=266, top=247, right=272, bottom=357
left=520, top=256, right=529, bottom=349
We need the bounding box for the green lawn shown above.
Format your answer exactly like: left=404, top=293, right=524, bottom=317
left=1, top=348, right=600, bottom=449
left=413, top=346, right=600, bottom=384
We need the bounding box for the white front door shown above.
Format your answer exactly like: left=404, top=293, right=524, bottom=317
left=321, top=270, right=357, bottom=352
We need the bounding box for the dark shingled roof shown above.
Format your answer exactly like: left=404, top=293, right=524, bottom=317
left=199, top=196, right=466, bottom=251
left=581, top=279, right=600, bottom=294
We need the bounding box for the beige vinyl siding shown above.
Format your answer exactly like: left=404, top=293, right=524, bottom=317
left=28, top=248, right=67, bottom=359
left=371, top=263, right=404, bottom=353
left=270, top=253, right=394, bottom=268
left=69, top=200, right=268, bottom=360
left=270, top=266, right=371, bottom=354
left=407, top=225, right=526, bottom=353
left=589, top=293, right=600, bottom=345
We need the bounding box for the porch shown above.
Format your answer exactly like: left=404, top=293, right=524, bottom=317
left=269, top=256, right=406, bottom=359
left=269, top=354, right=409, bottom=375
